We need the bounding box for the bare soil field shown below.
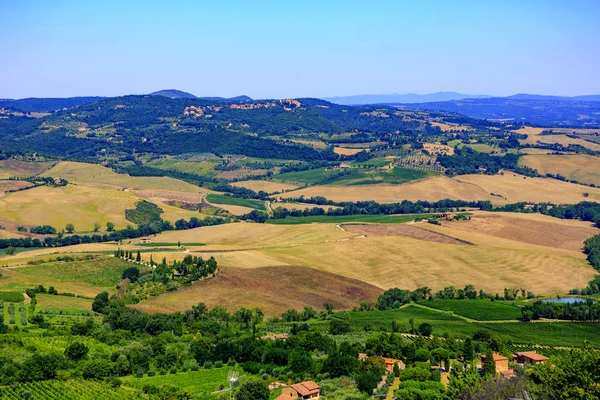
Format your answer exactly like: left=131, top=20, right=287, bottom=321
left=438, top=213, right=597, bottom=252
left=519, top=154, right=600, bottom=186
left=342, top=223, right=470, bottom=245
left=281, top=176, right=503, bottom=204
left=520, top=134, right=600, bottom=151
left=132, top=265, right=383, bottom=316
left=231, top=180, right=300, bottom=194
left=0, top=160, right=56, bottom=179
left=0, top=180, right=34, bottom=196
left=456, top=171, right=600, bottom=203
left=334, top=147, right=365, bottom=156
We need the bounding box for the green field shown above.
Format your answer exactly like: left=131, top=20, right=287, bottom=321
left=351, top=158, right=392, bottom=168
left=205, top=194, right=266, bottom=211
left=327, top=167, right=432, bottom=185
left=0, top=291, right=25, bottom=302
left=146, top=157, right=218, bottom=176
left=0, top=247, right=43, bottom=256
left=273, top=167, right=344, bottom=185
left=121, top=366, right=251, bottom=397
left=420, top=299, right=523, bottom=321
left=15, top=257, right=130, bottom=288
left=267, top=214, right=436, bottom=225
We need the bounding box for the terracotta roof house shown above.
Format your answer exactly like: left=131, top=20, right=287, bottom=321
left=512, top=351, right=549, bottom=366
left=260, top=333, right=289, bottom=341
left=358, top=353, right=405, bottom=373
left=276, top=381, right=320, bottom=399
left=481, top=353, right=511, bottom=375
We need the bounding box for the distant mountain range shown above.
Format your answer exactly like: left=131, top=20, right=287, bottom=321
left=150, top=89, right=253, bottom=102
left=323, top=92, right=491, bottom=105
left=323, top=92, right=600, bottom=105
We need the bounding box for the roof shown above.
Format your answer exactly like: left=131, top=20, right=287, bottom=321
left=358, top=352, right=369, bottom=360
left=291, top=381, right=320, bottom=396
left=383, top=357, right=402, bottom=366
left=482, top=353, right=509, bottom=362
left=514, top=351, right=549, bottom=361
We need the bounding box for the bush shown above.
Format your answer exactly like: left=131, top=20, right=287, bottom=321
left=214, top=360, right=223, bottom=368
left=170, top=367, right=178, bottom=374
left=147, top=370, right=156, bottom=377
left=203, top=361, right=213, bottom=369
left=227, top=357, right=236, bottom=366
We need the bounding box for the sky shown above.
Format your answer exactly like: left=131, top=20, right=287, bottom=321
left=1, top=0, right=599, bottom=99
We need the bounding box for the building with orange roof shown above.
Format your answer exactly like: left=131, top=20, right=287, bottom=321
left=512, top=351, right=549, bottom=366
left=276, top=381, right=320, bottom=399
left=481, top=352, right=510, bottom=374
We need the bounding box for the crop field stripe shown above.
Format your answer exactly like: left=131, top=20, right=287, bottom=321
left=267, top=213, right=437, bottom=224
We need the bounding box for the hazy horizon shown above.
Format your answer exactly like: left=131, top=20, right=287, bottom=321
left=2, top=0, right=599, bottom=99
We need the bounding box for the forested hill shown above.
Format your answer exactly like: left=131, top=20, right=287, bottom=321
left=0, top=96, right=106, bottom=112
left=0, top=95, right=473, bottom=162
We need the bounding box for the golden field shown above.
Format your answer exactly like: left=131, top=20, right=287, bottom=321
left=519, top=154, right=600, bottom=186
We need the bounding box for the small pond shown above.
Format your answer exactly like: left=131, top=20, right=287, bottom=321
left=542, top=297, right=590, bottom=304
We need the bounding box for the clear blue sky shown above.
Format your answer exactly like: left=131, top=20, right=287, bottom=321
left=1, top=0, right=599, bottom=99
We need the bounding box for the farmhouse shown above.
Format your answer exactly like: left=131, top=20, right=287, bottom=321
left=358, top=353, right=405, bottom=373
left=139, top=237, right=151, bottom=244
left=276, top=381, right=320, bottom=399
left=512, top=351, right=549, bottom=366
left=481, top=353, right=512, bottom=376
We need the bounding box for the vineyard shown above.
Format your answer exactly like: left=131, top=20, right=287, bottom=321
left=419, top=300, right=523, bottom=321
left=0, top=379, right=140, bottom=400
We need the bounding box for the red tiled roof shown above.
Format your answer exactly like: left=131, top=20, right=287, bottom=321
left=291, top=381, right=320, bottom=396
left=514, top=351, right=549, bottom=361
left=482, top=353, right=508, bottom=362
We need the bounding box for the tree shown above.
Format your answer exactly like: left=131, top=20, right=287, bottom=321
left=463, top=338, right=474, bottom=363
left=418, top=322, right=433, bottom=337
left=65, top=342, right=89, bottom=361
left=5, top=246, right=16, bottom=255
left=122, top=266, right=140, bottom=283
left=323, top=302, right=335, bottom=313
left=65, top=223, right=75, bottom=234
left=106, top=221, right=114, bottom=232
left=236, top=380, right=269, bottom=400
left=330, top=318, right=351, bottom=335
left=92, top=291, right=109, bottom=313
left=93, top=223, right=101, bottom=232
left=136, top=250, right=141, bottom=262
left=483, top=349, right=496, bottom=377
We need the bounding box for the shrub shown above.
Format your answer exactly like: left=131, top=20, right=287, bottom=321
left=214, top=360, right=224, bottom=368
left=147, top=370, right=156, bottom=377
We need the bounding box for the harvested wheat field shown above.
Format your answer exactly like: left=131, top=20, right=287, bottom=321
left=132, top=265, right=383, bottom=316
left=519, top=154, right=600, bottom=186
left=154, top=222, right=353, bottom=250
left=0, top=184, right=202, bottom=231
left=42, top=161, right=205, bottom=192
left=134, top=189, right=206, bottom=204
left=455, top=172, right=600, bottom=203
left=261, top=235, right=595, bottom=295
left=334, top=147, right=366, bottom=156
left=0, top=180, right=33, bottom=196
left=342, top=223, right=470, bottom=245
left=232, top=179, right=300, bottom=194
left=282, top=176, right=503, bottom=204
left=520, top=134, right=600, bottom=151
left=0, top=160, right=56, bottom=178
left=436, top=213, right=597, bottom=252
left=217, top=169, right=269, bottom=180
left=513, top=126, right=545, bottom=135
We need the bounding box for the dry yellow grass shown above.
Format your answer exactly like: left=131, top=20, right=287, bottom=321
left=0, top=160, right=56, bottom=179
left=513, top=127, right=545, bottom=135
left=153, top=222, right=353, bottom=250
left=231, top=180, right=300, bottom=194
left=145, top=218, right=596, bottom=296
left=520, top=134, right=600, bottom=151
left=0, top=184, right=203, bottom=231
left=334, top=147, right=366, bottom=156
left=430, top=121, right=471, bottom=132
left=456, top=171, right=600, bottom=203
left=42, top=161, right=207, bottom=192
left=282, top=176, right=504, bottom=204
left=423, top=143, right=455, bottom=155
left=519, top=154, right=600, bottom=186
